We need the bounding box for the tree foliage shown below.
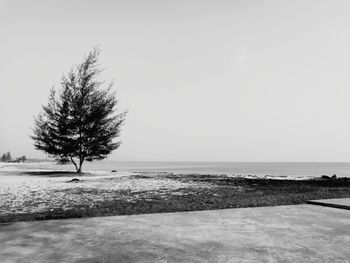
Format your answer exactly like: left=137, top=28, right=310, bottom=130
left=1, top=152, right=12, bottom=162
left=31, top=48, right=126, bottom=173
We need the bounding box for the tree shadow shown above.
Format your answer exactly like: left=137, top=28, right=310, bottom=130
left=22, top=171, right=79, bottom=177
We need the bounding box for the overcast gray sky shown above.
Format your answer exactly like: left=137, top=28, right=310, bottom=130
left=1, top=0, right=350, bottom=162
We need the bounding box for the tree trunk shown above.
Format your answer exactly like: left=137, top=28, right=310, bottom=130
left=69, top=156, right=83, bottom=174
left=70, top=156, right=79, bottom=173
left=77, top=158, right=84, bottom=174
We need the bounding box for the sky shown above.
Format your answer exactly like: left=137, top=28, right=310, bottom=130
left=1, top=0, right=350, bottom=162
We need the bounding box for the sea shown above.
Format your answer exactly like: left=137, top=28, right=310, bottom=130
left=5, top=161, right=350, bottom=178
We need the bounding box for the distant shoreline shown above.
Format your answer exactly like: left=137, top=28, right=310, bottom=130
left=1, top=161, right=350, bottom=178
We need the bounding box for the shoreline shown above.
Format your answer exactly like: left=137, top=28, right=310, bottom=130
left=0, top=162, right=332, bottom=181
left=1, top=161, right=350, bottom=179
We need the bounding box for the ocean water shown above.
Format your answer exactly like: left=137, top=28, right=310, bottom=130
left=11, top=161, right=350, bottom=178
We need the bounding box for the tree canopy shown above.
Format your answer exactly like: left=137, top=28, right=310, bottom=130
left=1, top=152, right=12, bottom=162
left=31, top=48, right=126, bottom=173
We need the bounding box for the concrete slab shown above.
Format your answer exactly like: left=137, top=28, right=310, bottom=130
left=0, top=205, right=350, bottom=263
left=307, top=198, right=350, bottom=210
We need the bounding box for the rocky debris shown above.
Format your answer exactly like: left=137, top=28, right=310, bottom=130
left=69, top=178, right=80, bottom=182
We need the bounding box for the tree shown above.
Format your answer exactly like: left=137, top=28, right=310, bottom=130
left=1, top=152, right=11, bottom=162
left=31, top=48, right=126, bottom=173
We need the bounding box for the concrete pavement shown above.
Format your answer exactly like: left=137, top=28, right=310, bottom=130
left=0, top=204, right=350, bottom=263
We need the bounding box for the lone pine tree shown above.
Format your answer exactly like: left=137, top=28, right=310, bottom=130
left=31, top=48, right=126, bottom=173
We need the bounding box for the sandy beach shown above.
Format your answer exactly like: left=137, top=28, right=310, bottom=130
left=1, top=162, right=350, bottom=223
